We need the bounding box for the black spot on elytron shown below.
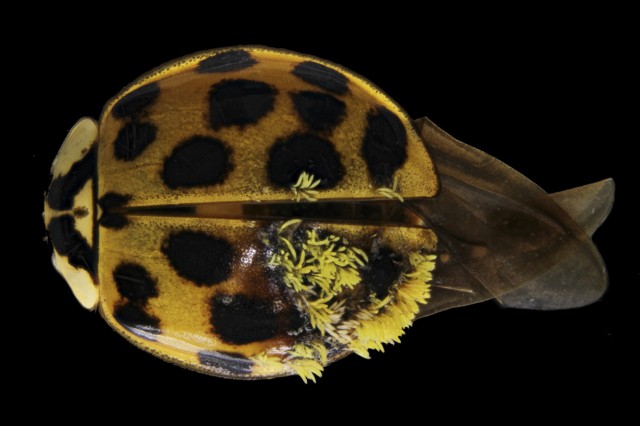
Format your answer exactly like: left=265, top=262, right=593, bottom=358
left=47, top=145, right=96, bottom=211
left=98, top=192, right=130, bottom=210
left=362, top=106, right=408, bottom=187
left=211, top=294, right=281, bottom=345
left=208, top=79, right=277, bottom=130
left=111, top=83, right=160, bottom=119
left=162, top=231, right=233, bottom=286
left=73, top=207, right=89, bottom=218
left=98, top=192, right=131, bottom=229
left=291, top=91, right=346, bottom=133
left=363, top=247, right=403, bottom=299
left=113, top=263, right=158, bottom=304
left=114, top=302, right=160, bottom=336
left=198, top=350, right=253, bottom=375
left=197, top=50, right=257, bottom=73
left=113, top=122, right=157, bottom=161
left=268, top=134, right=344, bottom=188
left=292, top=61, right=349, bottom=95
left=162, top=136, right=232, bottom=189
left=48, top=215, right=95, bottom=274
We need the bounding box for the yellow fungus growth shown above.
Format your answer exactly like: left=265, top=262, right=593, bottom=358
left=279, top=218, right=302, bottom=232
left=377, top=175, right=404, bottom=202
left=269, top=228, right=367, bottom=303
left=287, top=342, right=328, bottom=384
left=289, top=359, right=324, bottom=384
left=291, top=172, right=321, bottom=202
left=304, top=295, right=335, bottom=335
left=253, top=352, right=285, bottom=375
left=265, top=220, right=436, bottom=382
left=348, top=252, right=435, bottom=358
left=252, top=341, right=328, bottom=383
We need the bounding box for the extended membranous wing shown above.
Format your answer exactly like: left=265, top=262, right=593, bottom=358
left=410, top=117, right=611, bottom=317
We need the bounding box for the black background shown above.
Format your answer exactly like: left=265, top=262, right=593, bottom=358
left=24, top=8, right=635, bottom=415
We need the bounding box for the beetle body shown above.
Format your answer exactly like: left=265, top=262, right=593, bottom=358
left=44, top=47, right=612, bottom=382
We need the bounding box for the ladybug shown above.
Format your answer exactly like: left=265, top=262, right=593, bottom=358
left=44, top=46, right=612, bottom=382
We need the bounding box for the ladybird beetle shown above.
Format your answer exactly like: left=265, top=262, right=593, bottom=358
left=44, top=46, right=613, bottom=382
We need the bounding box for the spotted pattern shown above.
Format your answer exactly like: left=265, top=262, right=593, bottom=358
left=112, top=260, right=160, bottom=339
left=49, top=48, right=439, bottom=380
left=98, top=192, right=131, bottom=229
left=211, top=294, right=301, bottom=345
left=111, top=83, right=160, bottom=119
left=113, top=263, right=158, bottom=304
left=113, top=122, right=157, bottom=161
left=208, top=79, right=277, bottom=130
left=361, top=106, right=408, bottom=186
left=363, top=247, right=403, bottom=299
left=162, top=136, right=232, bottom=189
left=197, top=50, right=257, bottom=73
left=162, top=231, right=233, bottom=286
left=47, top=146, right=95, bottom=211
left=111, top=82, right=160, bottom=162
left=48, top=215, right=95, bottom=273
left=292, top=61, right=349, bottom=95
left=267, top=134, right=344, bottom=188
left=291, top=91, right=346, bottom=133
left=114, top=302, right=161, bottom=336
